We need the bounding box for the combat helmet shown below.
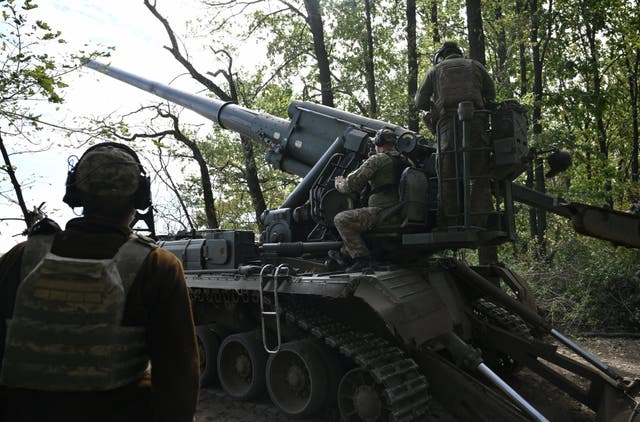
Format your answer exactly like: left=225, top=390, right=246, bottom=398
left=373, top=128, right=397, bottom=146
left=63, top=142, right=151, bottom=210
left=433, top=41, right=464, bottom=65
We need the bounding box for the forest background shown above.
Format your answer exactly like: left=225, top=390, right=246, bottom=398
left=1, top=0, right=639, bottom=333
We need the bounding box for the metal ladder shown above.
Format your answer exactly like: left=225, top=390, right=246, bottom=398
left=258, top=264, right=288, bottom=354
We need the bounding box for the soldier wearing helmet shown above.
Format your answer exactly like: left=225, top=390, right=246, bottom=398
left=0, top=143, right=199, bottom=422
left=415, top=41, right=496, bottom=227
left=331, top=128, right=410, bottom=271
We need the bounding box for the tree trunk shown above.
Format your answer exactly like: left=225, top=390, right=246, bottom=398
left=530, top=0, right=547, bottom=257
left=163, top=110, right=219, bottom=229
left=303, top=0, right=334, bottom=107
left=145, top=0, right=266, bottom=229
left=240, top=135, right=267, bottom=229
left=363, top=0, right=377, bottom=118
left=430, top=1, right=440, bottom=44
left=406, top=0, right=419, bottom=131
left=465, top=0, right=486, bottom=65
left=516, top=0, right=528, bottom=98
left=0, top=134, right=32, bottom=229
left=627, top=49, right=639, bottom=194
left=183, top=139, right=219, bottom=228
left=580, top=2, right=611, bottom=207
left=464, top=0, right=495, bottom=263
left=494, top=4, right=509, bottom=91
left=516, top=0, right=534, bottom=253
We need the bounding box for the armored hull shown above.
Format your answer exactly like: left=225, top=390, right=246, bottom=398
left=173, top=238, right=637, bottom=421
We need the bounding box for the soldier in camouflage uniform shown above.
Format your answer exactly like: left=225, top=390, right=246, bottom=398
left=0, top=143, right=199, bottom=422
left=333, top=128, right=407, bottom=271
left=415, top=41, right=496, bottom=227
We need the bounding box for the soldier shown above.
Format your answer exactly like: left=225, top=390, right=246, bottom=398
left=0, top=143, right=199, bottom=422
left=415, top=41, right=496, bottom=227
left=332, top=128, right=409, bottom=271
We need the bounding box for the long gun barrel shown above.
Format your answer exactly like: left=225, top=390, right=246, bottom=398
left=86, top=60, right=640, bottom=249
left=84, top=60, right=414, bottom=179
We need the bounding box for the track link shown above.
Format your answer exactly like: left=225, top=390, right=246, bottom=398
left=284, top=305, right=432, bottom=422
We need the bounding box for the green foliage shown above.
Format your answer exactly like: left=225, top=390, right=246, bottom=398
left=505, top=234, right=640, bottom=332
left=1, top=0, right=68, bottom=128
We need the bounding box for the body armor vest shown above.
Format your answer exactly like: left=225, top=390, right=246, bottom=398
left=369, top=151, right=409, bottom=209
left=434, top=57, right=485, bottom=116
left=0, top=234, right=155, bottom=391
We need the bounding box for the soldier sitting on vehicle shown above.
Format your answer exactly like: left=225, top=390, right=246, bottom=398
left=331, top=128, right=410, bottom=271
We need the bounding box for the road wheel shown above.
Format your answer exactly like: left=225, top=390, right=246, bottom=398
left=266, top=339, right=329, bottom=418
left=217, top=331, right=267, bottom=400
left=196, top=324, right=221, bottom=387
left=338, top=368, right=388, bottom=422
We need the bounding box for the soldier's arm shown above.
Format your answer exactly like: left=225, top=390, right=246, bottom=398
left=480, top=65, right=496, bottom=102
left=143, top=249, right=200, bottom=422
left=335, top=154, right=390, bottom=194
left=415, top=69, right=434, bottom=110
left=0, top=243, right=27, bottom=368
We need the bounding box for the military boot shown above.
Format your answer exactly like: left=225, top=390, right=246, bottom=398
left=327, top=250, right=352, bottom=267
left=345, top=257, right=371, bottom=272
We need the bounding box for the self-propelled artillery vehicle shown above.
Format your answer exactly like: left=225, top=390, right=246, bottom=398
left=86, top=60, right=640, bottom=422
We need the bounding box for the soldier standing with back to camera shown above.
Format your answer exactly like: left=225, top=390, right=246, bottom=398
left=415, top=41, right=496, bottom=227
left=0, top=143, right=199, bottom=422
left=332, top=128, right=408, bottom=271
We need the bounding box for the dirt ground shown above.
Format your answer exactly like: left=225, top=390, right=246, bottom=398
left=195, top=337, right=640, bottom=421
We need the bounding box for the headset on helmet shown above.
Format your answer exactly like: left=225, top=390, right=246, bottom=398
left=373, top=128, right=397, bottom=146
left=63, top=142, right=152, bottom=210
left=433, top=41, right=464, bottom=65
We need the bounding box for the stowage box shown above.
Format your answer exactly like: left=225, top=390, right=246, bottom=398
left=158, top=230, right=258, bottom=270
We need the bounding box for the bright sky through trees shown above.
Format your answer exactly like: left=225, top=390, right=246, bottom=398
left=0, top=0, right=262, bottom=250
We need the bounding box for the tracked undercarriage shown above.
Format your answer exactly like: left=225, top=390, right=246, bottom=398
left=187, top=259, right=640, bottom=421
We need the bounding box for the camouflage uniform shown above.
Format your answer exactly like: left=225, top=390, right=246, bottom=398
left=334, top=150, right=402, bottom=259
left=415, top=52, right=496, bottom=227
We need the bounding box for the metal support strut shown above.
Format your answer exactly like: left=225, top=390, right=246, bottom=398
left=458, top=101, right=474, bottom=227
left=445, top=332, right=549, bottom=422
left=259, top=264, right=287, bottom=354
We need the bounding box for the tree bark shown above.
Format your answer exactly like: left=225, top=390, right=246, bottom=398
left=164, top=113, right=219, bottom=229
left=516, top=0, right=528, bottom=98
left=303, top=0, right=334, bottom=107
left=406, top=0, right=419, bottom=131
left=627, top=49, right=640, bottom=192
left=530, top=0, right=547, bottom=256
left=465, top=0, right=486, bottom=65
left=363, top=0, right=377, bottom=118
left=0, top=134, right=32, bottom=229
left=430, top=1, right=440, bottom=44
left=464, top=0, right=495, bottom=263
left=240, top=135, right=267, bottom=228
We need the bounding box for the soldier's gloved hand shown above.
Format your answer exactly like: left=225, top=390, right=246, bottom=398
left=422, top=112, right=436, bottom=135
left=334, top=175, right=345, bottom=189
left=485, top=99, right=498, bottom=110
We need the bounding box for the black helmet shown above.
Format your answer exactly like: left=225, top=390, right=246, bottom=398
left=433, top=41, right=464, bottom=65
left=373, top=128, right=396, bottom=146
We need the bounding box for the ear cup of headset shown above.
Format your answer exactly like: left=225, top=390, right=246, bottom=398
left=373, top=131, right=384, bottom=146
left=133, top=175, right=152, bottom=210
left=62, top=169, right=83, bottom=208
